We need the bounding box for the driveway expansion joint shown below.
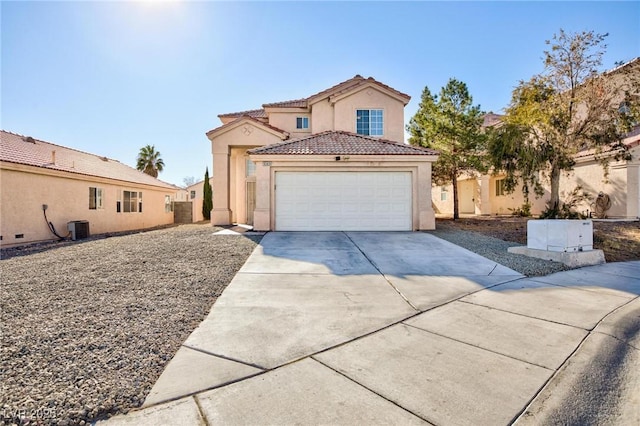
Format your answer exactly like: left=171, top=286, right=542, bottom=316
left=402, top=322, right=554, bottom=371
left=342, top=231, right=419, bottom=311
left=310, top=356, right=433, bottom=425
left=181, top=344, right=267, bottom=370
left=456, top=298, right=591, bottom=330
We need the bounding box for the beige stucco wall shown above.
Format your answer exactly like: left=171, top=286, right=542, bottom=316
left=209, top=121, right=285, bottom=225
left=310, top=100, right=334, bottom=134
left=433, top=176, right=547, bottom=217
left=332, top=87, right=406, bottom=142
left=186, top=178, right=214, bottom=222
left=563, top=147, right=639, bottom=218
left=0, top=164, right=175, bottom=247
left=248, top=154, right=437, bottom=231
left=264, top=110, right=312, bottom=139
left=435, top=146, right=639, bottom=218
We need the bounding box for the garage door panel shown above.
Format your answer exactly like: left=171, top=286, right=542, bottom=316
left=275, top=171, right=412, bottom=231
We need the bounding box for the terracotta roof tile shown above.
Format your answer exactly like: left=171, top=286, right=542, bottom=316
left=574, top=126, right=640, bottom=159
left=219, top=75, right=410, bottom=118
left=218, top=108, right=267, bottom=119
left=0, top=130, right=177, bottom=189
left=309, top=75, right=411, bottom=104
left=248, top=131, right=438, bottom=156
left=206, top=115, right=288, bottom=138
left=482, top=113, right=504, bottom=127
left=262, top=99, right=308, bottom=108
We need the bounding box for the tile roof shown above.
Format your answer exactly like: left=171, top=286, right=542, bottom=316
left=218, top=75, right=410, bottom=118
left=262, top=99, right=308, bottom=108
left=482, top=113, right=504, bottom=127
left=574, top=126, right=640, bottom=159
left=308, top=75, right=411, bottom=104
left=218, top=108, right=267, bottom=119
left=206, top=115, right=288, bottom=138
left=248, top=131, right=438, bottom=156
left=0, top=130, right=177, bottom=189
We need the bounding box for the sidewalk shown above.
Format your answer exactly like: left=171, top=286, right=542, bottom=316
left=101, top=232, right=640, bottom=425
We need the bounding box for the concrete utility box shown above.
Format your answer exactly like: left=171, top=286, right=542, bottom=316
left=527, top=220, right=593, bottom=252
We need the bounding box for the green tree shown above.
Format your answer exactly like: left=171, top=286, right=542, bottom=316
left=202, top=167, right=213, bottom=221
left=136, top=145, right=165, bottom=178
left=407, top=78, right=487, bottom=219
left=488, top=30, right=638, bottom=217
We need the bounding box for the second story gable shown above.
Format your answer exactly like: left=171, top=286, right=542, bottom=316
left=216, top=75, right=411, bottom=143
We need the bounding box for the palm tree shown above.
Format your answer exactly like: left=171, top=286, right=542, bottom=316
left=136, top=145, right=165, bottom=178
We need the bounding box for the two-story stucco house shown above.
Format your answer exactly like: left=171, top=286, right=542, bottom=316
left=0, top=130, right=178, bottom=247
left=206, top=75, right=439, bottom=231
left=433, top=58, right=640, bottom=219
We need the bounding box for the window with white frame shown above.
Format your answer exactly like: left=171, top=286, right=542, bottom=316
left=89, top=187, right=104, bottom=210
left=296, top=117, right=309, bottom=130
left=440, top=186, right=449, bottom=201
left=121, top=190, right=141, bottom=213
left=165, top=195, right=172, bottom=213
left=495, top=179, right=506, bottom=196
left=356, top=109, right=383, bottom=136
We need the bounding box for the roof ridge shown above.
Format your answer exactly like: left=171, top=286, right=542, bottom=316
left=206, top=115, right=288, bottom=137
left=262, top=98, right=308, bottom=108
left=1, top=129, right=120, bottom=163
left=1, top=130, right=178, bottom=188
left=306, top=75, right=366, bottom=101
left=218, top=108, right=266, bottom=118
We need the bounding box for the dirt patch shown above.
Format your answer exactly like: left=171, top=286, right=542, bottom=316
left=437, top=217, right=640, bottom=263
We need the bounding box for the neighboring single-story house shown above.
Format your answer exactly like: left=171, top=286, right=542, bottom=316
left=206, top=75, right=439, bottom=231
left=0, top=130, right=179, bottom=247
left=185, top=177, right=214, bottom=223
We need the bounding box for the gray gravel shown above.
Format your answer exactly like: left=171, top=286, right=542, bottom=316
left=427, top=227, right=571, bottom=276
left=1, top=224, right=261, bottom=425
left=1, top=224, right=569, bottom=425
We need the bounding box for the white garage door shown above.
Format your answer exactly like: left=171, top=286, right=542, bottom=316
left=275, top=171, right=412, bottom=231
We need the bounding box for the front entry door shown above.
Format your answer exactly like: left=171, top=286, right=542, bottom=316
left=458, top=180, right=476, bottom=214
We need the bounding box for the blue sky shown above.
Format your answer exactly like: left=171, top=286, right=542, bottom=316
left=2, top=1, right=639, bottom=187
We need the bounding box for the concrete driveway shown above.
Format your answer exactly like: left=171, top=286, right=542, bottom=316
left=104, top=232, right=640, bottom=425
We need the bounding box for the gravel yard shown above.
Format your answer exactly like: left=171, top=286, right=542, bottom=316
left=428, top=222, right=571, bottom=277
left=1, top=224, right=261, bottom=425
left=2, top=219, right=629, bottom=425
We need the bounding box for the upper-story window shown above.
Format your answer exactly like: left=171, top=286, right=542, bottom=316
left=296, top=117, right=309, bottom=130
left=356, top=109, right=383, bottom=136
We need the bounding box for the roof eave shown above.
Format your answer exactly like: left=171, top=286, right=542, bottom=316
left=327, top=82, right=411, bottom=106
left=206, top=116, right=289, bottom=140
